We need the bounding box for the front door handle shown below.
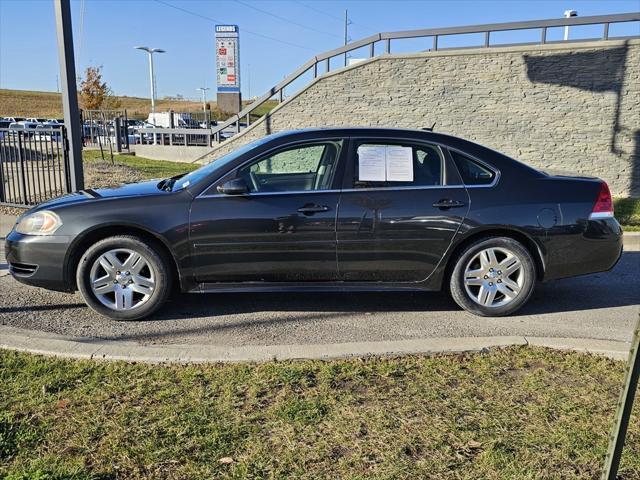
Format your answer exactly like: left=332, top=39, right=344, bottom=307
left=433, top=199, right=466, bottom=209
left=298, top=204, right=330, bottom=215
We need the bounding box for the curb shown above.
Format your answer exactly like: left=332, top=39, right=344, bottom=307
left=0, top=325, right=631, bottom=363
left=624, top=231, right=640, bottom=250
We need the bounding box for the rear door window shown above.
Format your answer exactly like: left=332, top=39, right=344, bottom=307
left=352, top=141, right=444, bottom=188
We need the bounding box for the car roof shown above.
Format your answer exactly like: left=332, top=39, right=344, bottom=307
left=273, top=126, right=471, bottom=146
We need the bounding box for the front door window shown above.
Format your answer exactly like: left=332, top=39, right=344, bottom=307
left=237, top=141, right=343, bottom=193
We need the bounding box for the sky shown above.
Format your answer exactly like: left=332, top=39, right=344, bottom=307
left=0, top=0, right=638, bottom=102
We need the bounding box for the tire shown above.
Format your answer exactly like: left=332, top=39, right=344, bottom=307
left=76, top=235, right=172, bottom=321
left=449, top=236, right=536, bottom=317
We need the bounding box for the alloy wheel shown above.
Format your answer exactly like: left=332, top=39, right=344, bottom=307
left=463, top=247, right=525, bottom=308
left=89, top=248, right=155, bottom=311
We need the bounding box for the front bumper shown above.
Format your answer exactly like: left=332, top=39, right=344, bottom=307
left=5, top=230, right=74, bottom=292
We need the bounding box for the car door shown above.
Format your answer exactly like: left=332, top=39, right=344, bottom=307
left=336, top=137, right=470, bottom=282
left=189, top=139, right=346, bottom=283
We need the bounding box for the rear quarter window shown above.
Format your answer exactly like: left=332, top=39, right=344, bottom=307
left=450, top=150, right=496, bottom=186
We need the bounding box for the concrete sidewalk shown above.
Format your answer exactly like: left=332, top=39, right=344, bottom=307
left=0, top=324, right=632, bottom=363
left=1, top=213, right=16, bottom=237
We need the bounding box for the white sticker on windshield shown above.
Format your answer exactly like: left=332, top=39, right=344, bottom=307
left=181, top=180, right=190, bottom=189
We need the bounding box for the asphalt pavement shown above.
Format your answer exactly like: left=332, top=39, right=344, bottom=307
left=1, top=213, right=638, bottom=349
left=1, top=252, right=638, bottom=347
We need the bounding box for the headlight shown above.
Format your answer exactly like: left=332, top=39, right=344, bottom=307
left=15, top=211, right=63, bottom=236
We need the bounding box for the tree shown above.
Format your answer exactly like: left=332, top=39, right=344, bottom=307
left=79, top=66, right=119, bottom=110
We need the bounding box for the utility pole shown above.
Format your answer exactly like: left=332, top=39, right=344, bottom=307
left=197, top=87, right=210, bottom=127
left=344, top=9, right=349, bottom=67
left=247, top=63, right=251, bottom=99
left=53, top=0, right=84, bottom=190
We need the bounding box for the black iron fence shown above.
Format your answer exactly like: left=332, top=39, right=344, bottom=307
left=82, top=109, right=130, bottom=153
left=0, top=127, right=71, bottom=207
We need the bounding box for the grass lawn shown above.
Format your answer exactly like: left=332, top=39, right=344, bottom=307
left=615, top=198, right=640, bottom=232
left=83, top=150, right=199, bottom=181
left=0, top=89, right=278, bottom=121
left=1, top=347, right=638, bottom=479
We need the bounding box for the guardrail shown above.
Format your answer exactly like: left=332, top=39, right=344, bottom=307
left=209, top=12, right=639, bottom=144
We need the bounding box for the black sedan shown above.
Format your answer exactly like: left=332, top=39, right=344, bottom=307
left=5, top=128, right=622, bottom=320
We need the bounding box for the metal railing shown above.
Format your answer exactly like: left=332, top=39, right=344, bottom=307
left=208, top=12, right=639, bottom=144
left=137, top=128, right=219, bottom=147
left=0, top=127, right=71, bottom=206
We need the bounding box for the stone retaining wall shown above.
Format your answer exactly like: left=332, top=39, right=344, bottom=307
left=204, top=39, right=640, bottom=197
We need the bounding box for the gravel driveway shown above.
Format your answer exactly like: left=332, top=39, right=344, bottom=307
left=1, top=246, right=638, bottom=347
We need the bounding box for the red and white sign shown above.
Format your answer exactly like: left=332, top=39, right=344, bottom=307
left=215, top=26, right=240, bottom=91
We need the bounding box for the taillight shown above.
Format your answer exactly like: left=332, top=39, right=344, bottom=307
left=589, top=181, right=614, bottom=219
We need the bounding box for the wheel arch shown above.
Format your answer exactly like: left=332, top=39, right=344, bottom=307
left=444, top=227, right=546, bottom=285
left=64, top=223, right=183, bottom=292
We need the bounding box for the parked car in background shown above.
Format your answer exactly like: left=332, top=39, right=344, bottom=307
left=199, top=121, right=216, bottom=128
left=2, top=117, right=25, bottom=123
left=35, top=124, right=62, bottom=141
left=18, top=120, right=40, bottom=133
left=146, top=112, right=199, bottom=129
left=25, top=118, right=46, bottom=124
left=5, top=128, right=622, bottom=321
left=0, top=120, right=11, bottom=139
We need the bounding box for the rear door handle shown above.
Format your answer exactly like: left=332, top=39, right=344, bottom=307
left=298, top=204, right=330, bottom=215
left=433, top=199, right=466, bottom=209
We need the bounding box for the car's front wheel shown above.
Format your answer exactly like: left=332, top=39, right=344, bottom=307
left=449, top=236, right=536, bottom=316
left=76, top=235, right=172, bottom=320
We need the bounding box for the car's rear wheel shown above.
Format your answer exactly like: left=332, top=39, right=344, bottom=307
left=449, top=237, right=536, bottom=316
left=76, top=235, right=172, bottom=320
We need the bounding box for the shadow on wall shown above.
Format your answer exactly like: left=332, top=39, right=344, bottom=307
left=523, top=42, right=639, bottom=197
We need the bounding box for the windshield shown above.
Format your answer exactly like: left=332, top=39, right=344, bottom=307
left=172, top=135, right=276, bottom=191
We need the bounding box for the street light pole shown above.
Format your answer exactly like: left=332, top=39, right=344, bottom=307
left=197, top=87, right=210, bottom=127
left=564, top=10, right=578, bottom=41
left=148, top=52, right=156, bottom=114
left=134, top=46, right=165, bottom=118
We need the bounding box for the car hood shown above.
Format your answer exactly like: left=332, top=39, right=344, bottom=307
left=33, top=180, right=165, bottom=210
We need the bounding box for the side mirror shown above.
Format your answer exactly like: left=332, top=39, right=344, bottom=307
left=217, top=178, right=249, bottom=195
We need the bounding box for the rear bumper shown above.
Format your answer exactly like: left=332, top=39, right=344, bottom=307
left=5, top=230, right=73, bottom=292
left=543, top=218, right=623, bottom=281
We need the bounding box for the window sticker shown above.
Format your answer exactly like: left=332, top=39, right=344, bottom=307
left=357, top=145, right=413, bottom=182
left=385, top=146, right=413, bottom=182
left=357, top=145, right=386, bottom=182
